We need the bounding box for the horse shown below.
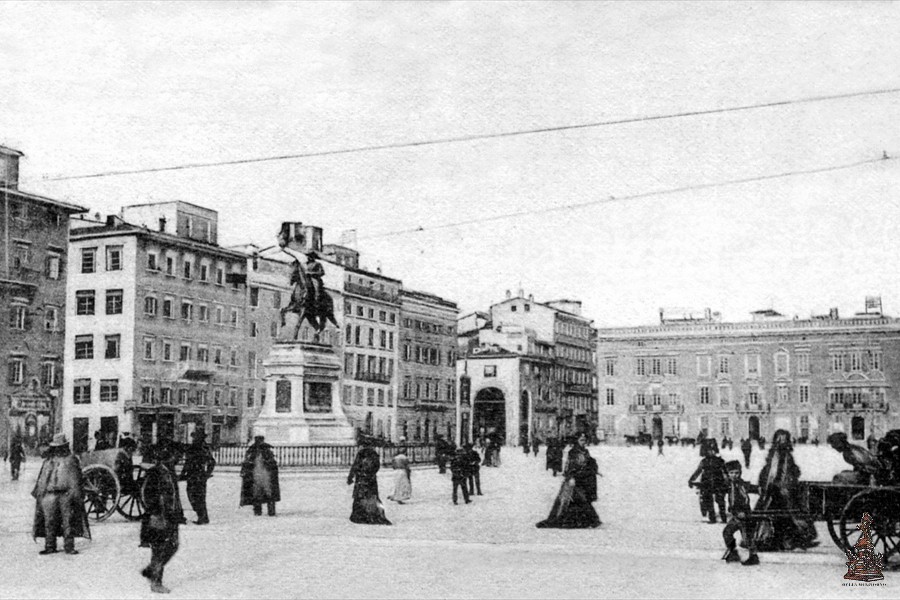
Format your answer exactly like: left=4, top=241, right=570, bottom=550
left=279, top=259, right=338, bottom=342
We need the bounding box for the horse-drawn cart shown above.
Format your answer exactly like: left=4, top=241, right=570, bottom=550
left=80, top=449, right=147, bottom=522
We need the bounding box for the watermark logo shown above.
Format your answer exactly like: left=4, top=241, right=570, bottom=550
left=844, top=512, right=884, bottom=583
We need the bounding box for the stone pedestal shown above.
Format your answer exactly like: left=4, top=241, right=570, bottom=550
left=251, top=342, right=356, bottom=445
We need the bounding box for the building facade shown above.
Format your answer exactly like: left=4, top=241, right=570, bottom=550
left=1, top=146, right=87, bottom=452
left=597, top=306, right=900, bottom=444
left=397, top=289, right=458, bottom=444
left=458, top=291, right=597, bottom=446
left=62, top=202, right=248, bottom=452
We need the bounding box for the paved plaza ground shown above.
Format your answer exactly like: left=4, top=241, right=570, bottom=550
left=0, top=443, right=893, bottom=599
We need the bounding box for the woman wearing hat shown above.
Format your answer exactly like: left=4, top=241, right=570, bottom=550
left=31, top=433, right=91, bottom=555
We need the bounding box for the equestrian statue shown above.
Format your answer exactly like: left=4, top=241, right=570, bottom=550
left=277, top=226, right=339, bottom=342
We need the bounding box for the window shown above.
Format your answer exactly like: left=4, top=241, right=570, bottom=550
left=199, top=263, right=209, bottom=282
left=868, top=350, right=883, bottom=371
left=75, top=335, right=94, bottom=359
left=76, top=290, right=96, bottom=315
left=43, top=306, right=59, bottom=331
left=229, top=388, right=237, bottom=408
left=216, top=306, right=223, bottom=324
left=720, top=417, right=730, bottom=438
left=718, top=356, right=730, bottom=375
left=216, top=266, right=224, bottom=285
left=355, top=386, right=363, bottom=406
left=104, top=335, right=121, bottom=359
left=163, top=297, right=174, bottom=319
left=199, top=304, right=209, bottom=322
left=13, top=241, right=31, bottom=269
left=775, top=352, right=790, bottom=376
left=214, top=389, right=222, bottom=406
left=213, top=348, right=222, bottom=366
left=746, top=353, right=760, bottom=376
left=367, top=328, right=374, bottom=347
left=105, top=289, right=123, bottom=315
left=849, top=350, right=863, bottom=372
left=635, top=358, right=646, bottom=376
left=7, top=358, right=25, bottom=385
left=343, top=385, right=352, bottom=405
left=367, top=388, right=375, bottom=406
left=181, top=300, right=193, bottom=321
left=719, top=386, right=731, bottom=407
left=606, top=388, right=615, bottom=406
left=144, top=296, right=158, bottom=316
left=183, top=259, right=193, bottom=279
left=46, top=253, right=61, bottom=279
left=484, top=365, right=497, bottom=377
left=380, top=330, right=387, bottom=349
left=178, top=390, right=188, bottom=406
left=697, top=355, right=711, bottom=377
left=142, top=386, right=157, bottom=404
left=74, top=379, right=91, bottom=404
left=832, top=353, right=845, bottom=372
left=273, top=291, right=282, bottom=309
left=166, top=255, right=175, bottom=276
left=248, top=351, right=257, bottom=378
left=799, top=384, right=810, bottom=404
left=247, top=388, right=256, bottom=408
left=144, top=337, right=155, bottom=360
left=665, top=357, right=677, bottom=376
left=230, top=349, right=238, bottom=367
left=748, top=390, right=760, bottom=405
left=230, top=309, right=238, bottom=328
left=699, top=386, right=710, bottom=405
left=776, top=385, right=789, bottom=404
left=797, top=353, right=810, bottom=374
left=651, top=358, right=662, bottom=376
left=198, top=390, right=208, bottom=406
left=105, top=245, right=123, bottom=271
left=354, top=326, right=361, bottom=345
left=8, top=304, right=27, bottom=330
left=250, top=287, right=259, bottom=307
left=250, top=321, right=258, bottom=338
left=197, top=345, right=209, bottom=363
left=180, top=343, right=191, bottom=362
left=605, top=358, right=616, bottom=377
left=163, top=341, right=173, bottom=362
left=99, top=379, right=119, bottom=402
left=636, top=392, right=646, bottom=406
left=147, top=252, right=159, bottom=271
left=269, top=320, right=278, bottom=338
left=377, top=389, right=385, bottom=406
left=81, top=248, right=96, bottom=273
left=651, top=392, right=661, bottom=406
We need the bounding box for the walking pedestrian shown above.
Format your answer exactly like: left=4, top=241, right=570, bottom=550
left=450, top=447, right=471, bottom=505
left=180, top=429, right=216, bottom=524
left=8, top=435, right=26, bottom=481
left=32, top=434, right=91, bottom=555
left=688, top=439, right=727, bottom=524
left=464, top=442, right=483, bottom=496
left=740, top=438, right=753, bottom=469
left=546, top=438, right=564, bottom=477
left=240, top=435, right=280, bottom=517
left=140, top=444, right=181, bottom=594
left=387, top=447, right=412, bottom=504
left=532, top=436, right=541, bottom=457
left=347, top=440, right=391, bottom=524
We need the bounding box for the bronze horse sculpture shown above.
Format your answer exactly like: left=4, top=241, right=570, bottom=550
left=279, top=258, right=338, bottom=342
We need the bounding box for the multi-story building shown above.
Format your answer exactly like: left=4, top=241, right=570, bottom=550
left=397, top=289, right=458, bottom=444
left=62, top=202, right=248, bottom=452
left=597, top=303, right=900, bottom=444
left=1, top=146, right=87, bottom=452
left=458, top=290, right=597, bottom=446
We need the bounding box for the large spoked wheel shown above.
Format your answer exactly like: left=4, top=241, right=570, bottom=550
left=825, top=517, right=846, bottom=551
left=116, top=464, right=147, bottom=521
left=840, top=489, right=900, bottom=570
left=82, top=464, right=120, bottom=522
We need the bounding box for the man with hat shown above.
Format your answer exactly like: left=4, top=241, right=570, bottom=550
left=180, top=428, right=216, bottom=524
left=304, top=251, right=325, bottom=305
left=32, top=433, right=91, bottom=555
left=240, top=435, right=280, bottom=517
left=827, top=432, right=882, bottom=484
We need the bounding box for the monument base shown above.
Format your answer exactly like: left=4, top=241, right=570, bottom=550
left=252, top=341, right=357, bottom=446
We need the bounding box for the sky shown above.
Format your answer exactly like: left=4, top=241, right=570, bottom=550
left=2, top=1, right=899, bottom=326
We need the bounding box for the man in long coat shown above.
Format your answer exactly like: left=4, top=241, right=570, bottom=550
left=181, top=429, right=216, bottom=524
left=140, top=444, right=181, bottom=594
left=9, top=435, right=26, bottom=480
left=32, top=433, right=90, bottom=554
left=240, top=435, right=280, bottom=516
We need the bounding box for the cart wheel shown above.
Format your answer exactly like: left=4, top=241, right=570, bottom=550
left=116, top=464, right=147, bottom=521
left=82, top=464, right=119, bottom=522
left=825, top=517, right=847, bottom=551
left=840, top=489, right=900, bottom=569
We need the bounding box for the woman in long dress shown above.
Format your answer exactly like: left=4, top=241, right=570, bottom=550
left=347, top=442, right=392, bottom=525
left=387, top=448, right=412, bottom=504
left=752, top=429, right=817, bottom=550
left=536, top=433, right=601, bottom=529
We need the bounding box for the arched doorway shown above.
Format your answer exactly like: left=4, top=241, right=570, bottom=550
left=474, top=387, right=506, bottom=442
left=851, top=416, right=865, bottom=441
left=748, top=416, right=760, bottom=440
left=651, top=416, right=663, bottom=440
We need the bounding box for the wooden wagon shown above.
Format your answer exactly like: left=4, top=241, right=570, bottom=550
left=80, top=448, right=147, bottom=522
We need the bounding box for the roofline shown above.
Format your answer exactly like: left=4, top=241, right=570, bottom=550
left=69, top=223, right=247, bottom=259
left=1, top=187, right=88, bottom=213
left=121, top=200, right=217, bottom=213
left=0, top=146, right=24, bottom=157
left=344, top=264, right=402, bottom=284
left=491, top=296, right=592, bottom=323
left=400, top=288, right=458, bottom=310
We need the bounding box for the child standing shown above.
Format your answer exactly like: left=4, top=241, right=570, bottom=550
left=722, top=459, right=760, bottom=566
left=688, top=440, right=727, bottom=523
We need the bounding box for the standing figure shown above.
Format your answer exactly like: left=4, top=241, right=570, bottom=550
left=114, top=437, right=138, bottom=496
left=387, top=447, right=412, bottom=504
left=181, top=429, right=216, bottom=524
left=240, top=435, right=280, bottom=517
left=156, top=436, right=188, bottom=525
left=93, top=430, right=111, bottom=451
left=753, top=429, right=818, bottom=551
left=9, top=436, right=26, bottom=481
left=464, top=443, right=483, bottom=496
left=721, top=460, right=761, bottom=566
left=536, top=433, right=601, bottom=528
left=450, top=447, right=471, bottom=505
left=657, top=438, right=665, bottom=456
left=532, top=436, right=541, bottom=457
left=688, top=439, right=727, bottom=524
left=546, top=438, right=564, bottom=477
left=140, top=444, right=181, bottom=594
left=32, top=434, right=91, bottom=555
left=522, top=438, right=531, bottom=455
left=481, top=438, right=494, bottom=468
left=490, top=431, right=502, bottom=467
left=435, top=435, right=450, bottom=474
left=347, top=440, right=391, bottom=525
left=740, top=438, right=753, bottom=469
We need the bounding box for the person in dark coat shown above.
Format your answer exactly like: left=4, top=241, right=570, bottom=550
left=827, top=432, right=882, bottom=485
left=546, top=438, right=564, bottom=476
left=114, top=437, right=138, bottom=496
left=435, top=435, right=450, bottom=474
left=240, top=435, right=280, bottom=516
left=482, top=438, right=494, bottom=468
left=93, top=430, right=111, bottom=451
left=180, top=429, right=216, bottom=524
left=688, top=440, right=728, bottom=524
left=536, top=433, right=601, bottom=528
left=532, top=436, right=541, bottom=457
left=740, top=438, right=753, bottom=469
left=463, top=443, right=482, bottom=496
left=657, top=437, right=664, bottom=456
left=721, top=460, right=761, bottom=566
left=155, top=436, right=187, bottom=525
left=8, top=435, right=26, bottom=481
left=450, top=447, right=471, bottom=505
left=32, top=433, right=91, bottom=555
left=347, top=440, right=391, bottom=524
left=140, top=444, right=181, bottom=594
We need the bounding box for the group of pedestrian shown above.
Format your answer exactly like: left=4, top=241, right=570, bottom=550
left=449, top=443, right=483, bottom=505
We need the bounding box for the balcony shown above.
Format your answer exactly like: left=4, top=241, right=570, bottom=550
left=352, top=371, right=391, bottom=384
left=825, top=400, right=888, bottom=414
left=345, top=281, right=398, bottom=304
left=564, top=383, right=595, bottom=395
left=628, top=403, right=684, bottom=414
left=414, top=400, right=449, bottom=412
left=177, top=360, right=215, bottom=381
left=735, top=401, right=770, bottom=414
